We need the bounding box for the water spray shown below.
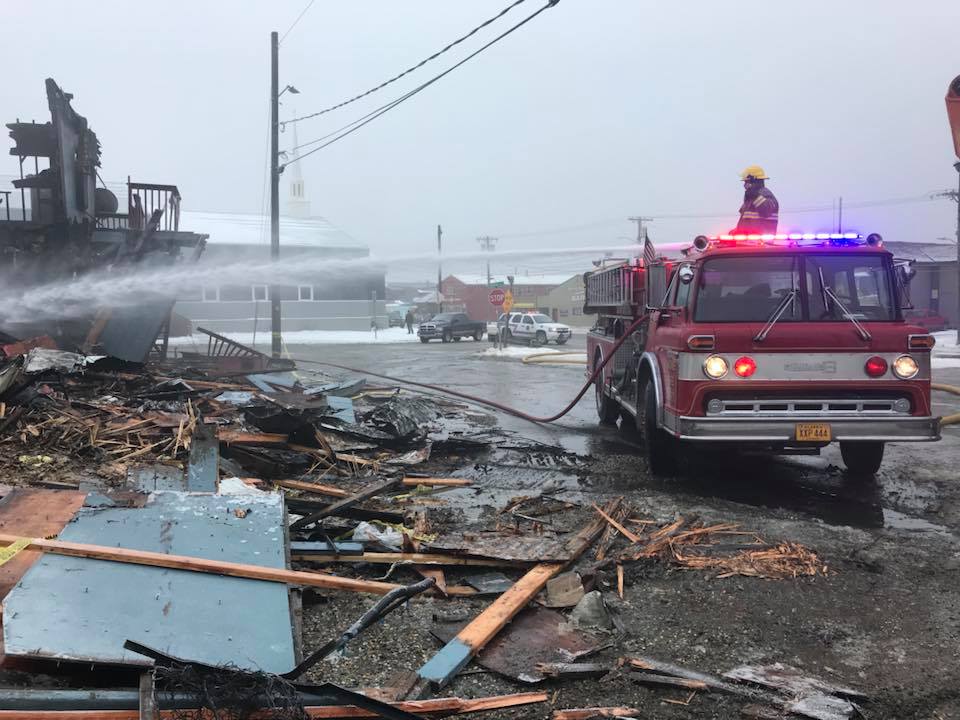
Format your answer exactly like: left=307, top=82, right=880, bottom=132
left=0, top=242, right=690, bottom=325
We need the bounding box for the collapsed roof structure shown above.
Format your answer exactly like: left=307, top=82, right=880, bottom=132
left=0, top=78, right=208, bottom=361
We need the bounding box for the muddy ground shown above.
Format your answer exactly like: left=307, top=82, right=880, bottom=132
left=281, top=338, right=960, bottom=719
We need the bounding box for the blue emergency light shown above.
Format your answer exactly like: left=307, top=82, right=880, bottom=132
left=693, top=232, right=883, bottom=250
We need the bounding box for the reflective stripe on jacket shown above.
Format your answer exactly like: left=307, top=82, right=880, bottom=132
left=736, top=187, right=779, bottom=233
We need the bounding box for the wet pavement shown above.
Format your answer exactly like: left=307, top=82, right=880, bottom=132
left=275, top=337, right=960, bottom=718
left=276, top=337, right=960, bottom=535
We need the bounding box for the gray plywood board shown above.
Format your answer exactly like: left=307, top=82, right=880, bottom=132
left=3, top=490, right=295, bottom=673
left=186, top=425, right=219, bottom=492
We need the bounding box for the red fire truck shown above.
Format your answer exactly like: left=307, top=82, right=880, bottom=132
left=585, top=232, right=940, bottom=475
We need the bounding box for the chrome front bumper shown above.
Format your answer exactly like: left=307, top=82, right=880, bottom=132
left=673, top=415, right=941, bottom=443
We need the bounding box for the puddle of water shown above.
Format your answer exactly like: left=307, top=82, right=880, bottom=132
left=882, top=508, right=952, bottom=535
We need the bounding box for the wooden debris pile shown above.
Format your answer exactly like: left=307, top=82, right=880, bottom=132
left=626, top=656, right=867, bottom=720
left=0, top=345, right=496, bottom=489
left=596, top=507, right=828, bottom=580
left=673, top=541, right=826, bottom=579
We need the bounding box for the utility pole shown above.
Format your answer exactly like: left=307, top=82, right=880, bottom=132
left=477, top=236, right=497, bottom=286
left=270, top=30, right=281, bottom=358
left=437, top=224, right=443, bottom=313
left=955, top=163, right=960, bottom=347
left=943, top=74, right=960, bottom=343
left=628, top=216, right=653, bottom=244
left=935, top=183, right=960, bottom=344
left=477, top=236, right=497, bottom=322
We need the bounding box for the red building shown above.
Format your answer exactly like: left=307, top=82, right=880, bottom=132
left=440, top=274, right=573, bottom=322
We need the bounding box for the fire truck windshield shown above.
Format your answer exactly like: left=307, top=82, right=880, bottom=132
left=693, top=254, right=896, bottom=323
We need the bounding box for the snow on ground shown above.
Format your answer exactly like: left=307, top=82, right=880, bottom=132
left=479, top=345, right=562, bottom=359
left=933, top=330, right=960, bottom=356
left=932, top=331, right=960, bottom=368
left=168, top=327, right=422, bottom=347
left=933, top=357, right=960, bottom=369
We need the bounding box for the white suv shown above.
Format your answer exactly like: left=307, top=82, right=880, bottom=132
left=503, top=312, right=572, bottom=345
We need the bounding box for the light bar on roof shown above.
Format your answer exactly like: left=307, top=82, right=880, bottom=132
left=707, top=233, right=862, bottom=241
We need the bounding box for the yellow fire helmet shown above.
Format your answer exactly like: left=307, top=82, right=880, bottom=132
left=740, top=165, right=769, bottom=181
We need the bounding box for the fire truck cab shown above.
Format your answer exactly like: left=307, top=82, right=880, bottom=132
left=585, top=232, right=941, bottom=476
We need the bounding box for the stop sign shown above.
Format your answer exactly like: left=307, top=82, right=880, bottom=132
left=489, top=288, right=505, bottom=306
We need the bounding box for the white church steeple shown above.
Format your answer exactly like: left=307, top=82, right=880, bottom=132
left=285, top=119, right=311, bottom=218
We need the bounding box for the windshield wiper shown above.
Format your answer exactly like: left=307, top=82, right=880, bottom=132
left=817, top=267, right=871, bottom=341
left=753, top=288, right=798, bottom=342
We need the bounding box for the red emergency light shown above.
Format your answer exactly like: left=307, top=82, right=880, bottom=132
left=708, top=232, right=861, bottom=243
left=691, top=232, right=883, bottom=252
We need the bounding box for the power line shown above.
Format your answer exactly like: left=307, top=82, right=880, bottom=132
left=281, top=0, right=558, bottom=170
left=282, top=0, right=530, bottom=126
left=279, top=0, right=316, bottom=44
left=496, top=193, right=947, bottom=240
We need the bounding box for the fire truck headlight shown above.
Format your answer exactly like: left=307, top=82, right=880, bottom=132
left=892, top=355, right=919, bottom=379
left=703, top=355, right=728, bottom=379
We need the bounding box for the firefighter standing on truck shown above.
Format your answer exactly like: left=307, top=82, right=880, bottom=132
left=734, top=165, right=779, bottom=233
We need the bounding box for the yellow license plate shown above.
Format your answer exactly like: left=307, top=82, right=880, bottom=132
left=795, top=422, right=832, bottom=442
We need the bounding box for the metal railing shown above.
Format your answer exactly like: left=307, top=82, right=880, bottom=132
left=128, top=180, right=180, bottom=231
left=95, top=213, right=129, bottom=229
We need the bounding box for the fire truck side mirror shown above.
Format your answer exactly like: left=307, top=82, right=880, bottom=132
left=895, top=263, right=916, bottom=310
left=897, top=262, right=916, bottom=283
left=678, top=265, right=695, bottom=284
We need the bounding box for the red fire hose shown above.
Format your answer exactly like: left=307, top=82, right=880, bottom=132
left=291, top=315, right=649, bottom=425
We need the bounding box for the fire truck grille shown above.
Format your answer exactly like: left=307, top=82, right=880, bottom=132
left=705, top=397, right=911, bottom=416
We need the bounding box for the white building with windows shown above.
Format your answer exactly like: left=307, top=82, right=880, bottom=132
left=173, top=157, right=384, bottom=334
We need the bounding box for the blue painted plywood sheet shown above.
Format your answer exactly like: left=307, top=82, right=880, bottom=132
left=2, top=490, right=295, bottom=673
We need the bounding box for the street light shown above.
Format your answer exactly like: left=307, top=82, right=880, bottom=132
left=279, top=84, right=300, bottom=98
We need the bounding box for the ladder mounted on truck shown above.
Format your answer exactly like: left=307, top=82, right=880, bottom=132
left=583, top=259, right=645, bottom=316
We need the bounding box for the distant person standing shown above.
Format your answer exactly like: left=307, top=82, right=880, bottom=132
left=734, top=165, right=779, bottom=234
left=404, top=309, right=415, bottom=334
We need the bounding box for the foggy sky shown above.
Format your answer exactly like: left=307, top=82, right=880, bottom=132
left=4, top=1, right=959, bottom=282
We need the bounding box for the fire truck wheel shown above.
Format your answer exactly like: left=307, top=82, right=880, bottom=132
left=594, top=350, right=620, bottom=425
left=641, top=379, right=678, bottom=476
left=840, top=442, right=884, bottom=476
